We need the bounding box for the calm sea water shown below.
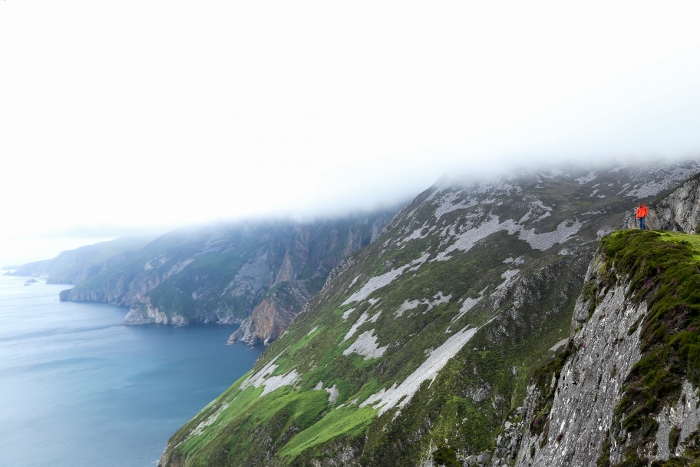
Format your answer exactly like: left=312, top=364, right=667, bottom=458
left=0, top=275, right=264, bottom=467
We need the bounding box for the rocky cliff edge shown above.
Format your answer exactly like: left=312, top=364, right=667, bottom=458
left=509, top=229, right=700, bottom=467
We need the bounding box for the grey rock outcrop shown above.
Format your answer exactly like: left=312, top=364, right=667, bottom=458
left=228, top=280, right=308, bottom=345
left=623, top=172, right=700, bottom=232
left=653, top=172, right=700, bottom=232
left=651, top=380, right=700, bottom=463
left=510, top=250, right=700, bottom=466
left=515, top=265, right=648, bottom=466
left=123, top=299, right=190, bottom=325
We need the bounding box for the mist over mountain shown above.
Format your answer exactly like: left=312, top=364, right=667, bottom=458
left=5, top=236, right=154, bottom=284
left=12, top=209, right=401, bottom=346
left=4, top=2, right=700, bottom=270
left=156, top=160, right=700, bottom=466
left=4, top=2, right=700, bottom=466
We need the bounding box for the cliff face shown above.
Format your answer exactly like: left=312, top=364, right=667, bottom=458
left=58, top=212, right=396, bottom=343
left=158, top=161, right=700, bottom=467
left=653, top=172, right=700, bottom=232
left=512, top=229, right=700, bottom=467
left=515, top=255, right=649, bottom=466
left=227, top=280, right=309, bottom=345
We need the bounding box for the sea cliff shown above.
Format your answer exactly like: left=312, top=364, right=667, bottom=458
left=513, top=229, right=700, bottom=466
left=59, top=213, right=396, bottom=343
left=158, top=162, right=700, bottom=466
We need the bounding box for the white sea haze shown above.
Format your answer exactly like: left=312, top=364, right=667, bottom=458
left=0, top=274, right=263, bottom=467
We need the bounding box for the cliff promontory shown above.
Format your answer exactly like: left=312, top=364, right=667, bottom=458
left=514, top=229, right=700, bottom=466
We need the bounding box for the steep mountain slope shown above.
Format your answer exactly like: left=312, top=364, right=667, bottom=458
left=159, top=161, right=699, bottom=466
left=58, top=212, right=396, bottom=343
left=514, top=229, right=700, bottom=467
left=4, top=236, right=153, bottom=284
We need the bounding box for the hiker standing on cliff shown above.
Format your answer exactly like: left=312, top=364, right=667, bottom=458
left=636, top=203, right=648, bottom=230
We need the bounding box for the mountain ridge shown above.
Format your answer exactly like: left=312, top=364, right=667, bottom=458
left=158, top=160, right=700, bottom=466
left=4, top=236, right=154, bottom=284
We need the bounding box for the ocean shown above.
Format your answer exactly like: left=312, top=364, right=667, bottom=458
left=0, top=274, right=264, bottom=467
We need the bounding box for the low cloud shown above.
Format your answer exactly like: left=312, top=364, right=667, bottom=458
left=2, top=2, right=699, bottom=265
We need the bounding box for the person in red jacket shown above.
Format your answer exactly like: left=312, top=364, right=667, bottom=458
left=636, top=203, right=648, bottom=230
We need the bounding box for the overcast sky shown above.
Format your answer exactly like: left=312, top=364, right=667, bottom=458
left=2, top=1, right=700, bottom=266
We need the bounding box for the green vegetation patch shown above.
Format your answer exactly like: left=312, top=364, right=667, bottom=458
left=433, top=444, right=460, bottom=467
left=174, top=385, right=263, bottom=456
left=278, top=406, right=377, bottom=461
left=172, top=386, right=332, bottom=466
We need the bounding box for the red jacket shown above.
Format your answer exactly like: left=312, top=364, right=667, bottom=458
left=636, top=204, right=648, bottom=218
